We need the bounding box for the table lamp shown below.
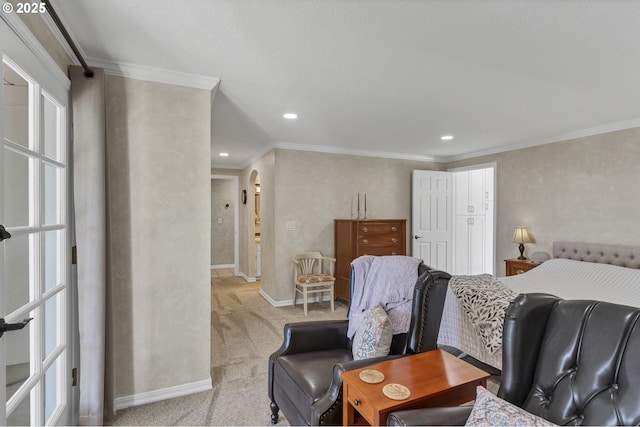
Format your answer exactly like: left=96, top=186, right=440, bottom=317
left=512, top=227, right=533, bottom=260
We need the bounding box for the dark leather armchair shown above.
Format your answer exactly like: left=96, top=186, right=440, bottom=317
left=388, top=293, right=640, bottom=426
left=268, top=263, right=451, bottom=425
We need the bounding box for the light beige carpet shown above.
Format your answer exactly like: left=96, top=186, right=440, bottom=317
left=106, top=275, right=348, bottom=426
left=106, top=274, right=499, bottom=426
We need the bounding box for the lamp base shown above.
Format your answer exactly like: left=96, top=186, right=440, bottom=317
left=517, top=243, right=526, bottom=260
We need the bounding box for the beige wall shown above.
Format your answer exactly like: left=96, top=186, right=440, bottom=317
left=106, top=75, right=212, bottom=397
left=238, top=151, right=275, bottom=292
left=269, top=149, right=442, bottom=302
left=445, top=127, right=640, bottom=276
left=212, top=178, right=236, bottom=265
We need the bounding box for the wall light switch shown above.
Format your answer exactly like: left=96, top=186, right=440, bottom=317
left=217, top=217, right=223, bottom=224
left=286, top=221, right=296, bottom=231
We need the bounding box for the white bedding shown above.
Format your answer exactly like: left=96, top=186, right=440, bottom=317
left=437, top=258, right=640, bottom=369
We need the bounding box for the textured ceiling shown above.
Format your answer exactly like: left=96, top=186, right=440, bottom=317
left=54, top=0, right=640, bottom=168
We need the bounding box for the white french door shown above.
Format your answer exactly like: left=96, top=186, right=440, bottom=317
left=1, top=17, right=72, bottom=426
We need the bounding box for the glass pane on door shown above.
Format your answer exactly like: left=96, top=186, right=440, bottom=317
left=3, top=233, right=31, bottom=315
left=44, top=294, right=59, bottom=358
left=6, top=394, right=29, bottom=427
left=44, top=357, right=60, bottom=423
left=3, top=148, right=31, bottom=227
left=43, top=230, right=60, bottom=292
left=5, top=325, right=31, bottom=402
left=2, top=62, right=29, bottom=149
left=42, top=95, right=59, bottom=161
left=43, top=164, right=59, bottom=226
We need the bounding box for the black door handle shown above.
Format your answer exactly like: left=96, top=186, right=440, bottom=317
left=0, top=318, right=33, bottom=338
left=0, top=225, right=11, bottom=242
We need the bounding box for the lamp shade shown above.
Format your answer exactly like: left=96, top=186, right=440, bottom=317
left=512, top=227, right=533, bottom=244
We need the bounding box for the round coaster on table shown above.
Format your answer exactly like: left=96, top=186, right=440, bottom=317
left=382, top=383, right=411, bottom=400
left=359, top=369, right=385, bottom=384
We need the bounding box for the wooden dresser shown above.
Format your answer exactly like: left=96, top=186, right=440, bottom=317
left=334, top=219, right=407, bottom=302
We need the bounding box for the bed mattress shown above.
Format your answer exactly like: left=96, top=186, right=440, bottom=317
left=437, top=258, right=640, bottom=369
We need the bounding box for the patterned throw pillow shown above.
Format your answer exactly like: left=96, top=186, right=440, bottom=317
left=352, top=304, right=393, bottom=360
left=465, top=386, right=555, bottom=426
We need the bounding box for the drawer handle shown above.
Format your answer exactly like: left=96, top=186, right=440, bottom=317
left=362, top=239, right=368, bottom=245
left=353, top=399, right=360, bottom=406
left=391, top=252, right=397, bottom=256
left=362, top=227, right=368, bottom=233
left=516, top=269, right=525, bottom=274
left=391, top=226, right=397, bottom=232
left=391, top=238, right=397, bottom=243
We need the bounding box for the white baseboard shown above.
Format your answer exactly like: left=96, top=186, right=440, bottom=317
left=211, top=264, right=235, bottom=269
left=114, top=378, right=212, bottom=411
left=238, top=272, right=256, bottom=282
left=259, top=290, right=291, bottom=307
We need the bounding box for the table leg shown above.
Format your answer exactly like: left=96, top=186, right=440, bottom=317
left=343, top=385, right=355, bottom=426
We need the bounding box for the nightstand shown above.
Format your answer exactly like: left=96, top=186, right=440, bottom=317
left=504, top=258, right=541, bottom=276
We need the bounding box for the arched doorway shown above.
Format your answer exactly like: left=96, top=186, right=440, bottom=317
left=248, top=170, right=261, bottom=279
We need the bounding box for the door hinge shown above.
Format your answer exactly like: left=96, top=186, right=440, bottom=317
left=72, top=368, right=78, bottom=386
left=72, top=246, right=77, bottom=265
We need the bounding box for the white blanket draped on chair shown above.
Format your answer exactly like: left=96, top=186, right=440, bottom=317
left=347, top=255, right=422, bottom=338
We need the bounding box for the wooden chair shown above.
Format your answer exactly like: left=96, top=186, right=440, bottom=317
left=292, top=251, right=336, bottom=315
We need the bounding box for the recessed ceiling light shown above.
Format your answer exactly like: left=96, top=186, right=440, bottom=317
left=441, top=135, right=454, bottom=141
left=283, top=113, right=298, bottom=119
left=219, top=152, right=229, bottom=157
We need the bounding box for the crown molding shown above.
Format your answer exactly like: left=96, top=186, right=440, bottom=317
left=274, top=141, right=439, bottom=163
left=440, top=117, right=640, bottom=163
left=88, top=57, right=220, bottom=91
left=38, top=1, right=83, bottom=68
left=0, top=3, right=70, bottom=89
left=211, top=116, right=640, bottom=169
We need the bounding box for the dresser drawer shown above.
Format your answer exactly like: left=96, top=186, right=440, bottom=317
left=359, top=245, right=403, bottom=256
left=358, top=222, right=403, bottom=236
left=359, top=235, right=402, bottom=248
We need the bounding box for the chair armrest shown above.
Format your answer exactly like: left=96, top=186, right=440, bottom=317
left=268, top=320, right=349, bottom=403
left=499, top=293, right=560, bottom=406
left=271, top=319, right=349, bottom=357
left=387, top=406, right=473, bottom=426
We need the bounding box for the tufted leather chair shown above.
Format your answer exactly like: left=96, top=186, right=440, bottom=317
left=388, top=293, right=640, bottom=426
left=268, top=263, right=451, bottom=425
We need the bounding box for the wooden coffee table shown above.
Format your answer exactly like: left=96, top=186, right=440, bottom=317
left=341, top=349, right=489, bottom=426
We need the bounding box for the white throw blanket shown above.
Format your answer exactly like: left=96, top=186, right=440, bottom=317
left=347, top=255, right=422, bottom=338
left=448, top=274, right=519, bottom=354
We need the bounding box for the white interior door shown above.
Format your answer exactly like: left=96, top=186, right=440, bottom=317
left=1, top=18, right=72, bottom=426
left=411, top=170, right=452, bottom=271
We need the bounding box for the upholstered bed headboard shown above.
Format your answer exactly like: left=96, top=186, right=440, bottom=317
left=553, top=241, right=640, bottom=269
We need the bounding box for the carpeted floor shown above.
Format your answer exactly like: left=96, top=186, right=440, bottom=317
left=107, top=272, right=500, bottom=426
left=107, top=273, right=348, bottom=426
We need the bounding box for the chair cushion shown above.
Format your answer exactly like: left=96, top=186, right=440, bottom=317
left=274, top=349, right=353, bottom=422
left=297, top=273, right=334, bottom=283
left=352, top=304, right=393, bottom=360
left=466, top=386, right=554, bottom=426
